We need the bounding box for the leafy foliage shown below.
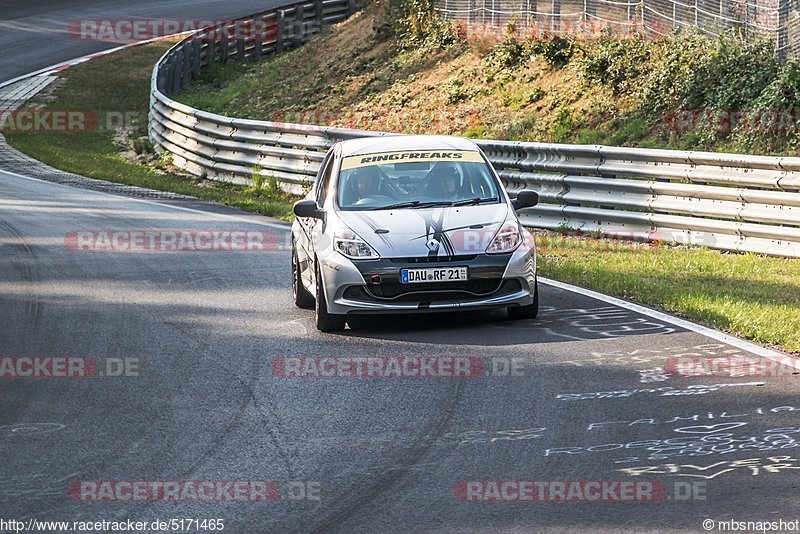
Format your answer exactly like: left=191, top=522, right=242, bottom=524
left=487, top=37, right=528, bottom=70
left=528, top=35, right=577, bottom=68
left=574, top=35, right=649, bottom=94
left=393, top=0, right=457, bottom=49
left=733, top=59, right=800, bottom=152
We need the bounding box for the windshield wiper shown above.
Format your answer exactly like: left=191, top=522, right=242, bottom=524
left=452, top=197, right=498, bottom=207
left=369, top=200, right=421, bottom=210
left=369, top=201, right=454, bottom=211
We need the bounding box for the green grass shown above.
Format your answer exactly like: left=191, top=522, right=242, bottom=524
left=4, top=41, right=299, bottom=221
left=535, top=232, right=800, bottom=354
left=176, top=60, right=259, bottom=113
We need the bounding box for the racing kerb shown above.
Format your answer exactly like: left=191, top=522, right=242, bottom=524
left=149, top=3, right=800, bottom=258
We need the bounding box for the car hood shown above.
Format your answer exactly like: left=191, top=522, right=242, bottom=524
left=337, top=204, right=511, bottom=258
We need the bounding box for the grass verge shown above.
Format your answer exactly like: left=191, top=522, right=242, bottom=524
left=3, top=41, right=300, bottom=221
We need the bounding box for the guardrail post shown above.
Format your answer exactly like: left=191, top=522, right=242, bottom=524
left=254, top=19, right=263, bottom=59
left=237, top=34, right=246, bottom=59
left=165, top=58, right=173, bottom=96
left=171, top=50, right=183, bottom=94
left=182, top=49, right=192, bottom=86
left=348, top=0, right=357, bottom=15
left=192, top=40, right=201, bottom=76
left=205, top=35, right=216, bottom=65
left=315, top=0, right=324, bottom=28
left=220, top=35, right=229, bottom=62
left=157, top=64, right=168, bottom=93
left=276, top=11, right=285, bottom=53
left=293, top=5, right=305, bottom=46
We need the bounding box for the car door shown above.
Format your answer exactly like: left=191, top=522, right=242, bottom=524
left=297, top=148, right=336, bottom=290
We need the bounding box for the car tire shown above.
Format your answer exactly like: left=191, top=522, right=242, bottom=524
left=508, top=278, right=539, bottom=320
left=292, top=246, right=314, bottom=309
left=315, top=263, right=347, bottom=332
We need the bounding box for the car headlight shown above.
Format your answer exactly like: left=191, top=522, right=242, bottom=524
left=486, top=220, right=522, bottom=254
left=334, top=228, right=379, bottom=259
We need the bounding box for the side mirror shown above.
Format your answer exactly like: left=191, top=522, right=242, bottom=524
left=294, top=199, right=325, bottom=220
left=511, top=190, right=539, bottom=211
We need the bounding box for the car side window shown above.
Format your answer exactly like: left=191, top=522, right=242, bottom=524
left=315, top=153, right=335, bottom=206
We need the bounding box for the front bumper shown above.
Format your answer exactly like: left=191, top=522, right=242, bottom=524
left=319, top=246, right=536, bottom=315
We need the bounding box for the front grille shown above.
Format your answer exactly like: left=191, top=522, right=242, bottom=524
left=343, top=279, right=521, bottom=303
left=389, top=255, right=477, bottom=264
left=369, top=278, right=504, bottom=298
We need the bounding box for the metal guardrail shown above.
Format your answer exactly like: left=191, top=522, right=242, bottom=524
left=149, top=2, right=800, bottom=258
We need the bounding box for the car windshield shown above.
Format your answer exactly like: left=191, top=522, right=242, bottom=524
left=336, top=150, right=502, bottom=211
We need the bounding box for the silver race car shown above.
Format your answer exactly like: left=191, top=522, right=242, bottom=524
left=291, top=135, right=540, bottom=331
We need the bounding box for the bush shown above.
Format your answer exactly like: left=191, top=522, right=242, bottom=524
left=487, top=37, right=528, bottom=70
left=636, top=32, right=716, bottom=115
left=576, top=36, right=649, bottom=94
left=675, top=35, right=776, bottom=113
left=638, top=33, right=776, bottom=114
left=529, top=35, right=577, bottom=68
left=733, top=59, right=800, bottom=152
left=749, top=59, right=800, bottom=112
left=393, top=0, right=456, bottom=49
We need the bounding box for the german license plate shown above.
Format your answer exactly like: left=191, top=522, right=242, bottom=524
left=400, top=267, right=468, bottom=284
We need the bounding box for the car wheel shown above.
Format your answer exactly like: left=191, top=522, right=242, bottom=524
left=508, top=278, right=539, bottom=320
left=315, top=263, right=347, bottom=332
left=292, top=245, right=314, bottom=309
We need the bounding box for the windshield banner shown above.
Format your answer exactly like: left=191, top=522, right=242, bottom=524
left=341, top=150, right=484, bottom=170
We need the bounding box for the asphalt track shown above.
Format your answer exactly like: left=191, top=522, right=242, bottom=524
left=0, top=0, right=286, bottom=84
left=2, top=2, right=800, bottom=533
